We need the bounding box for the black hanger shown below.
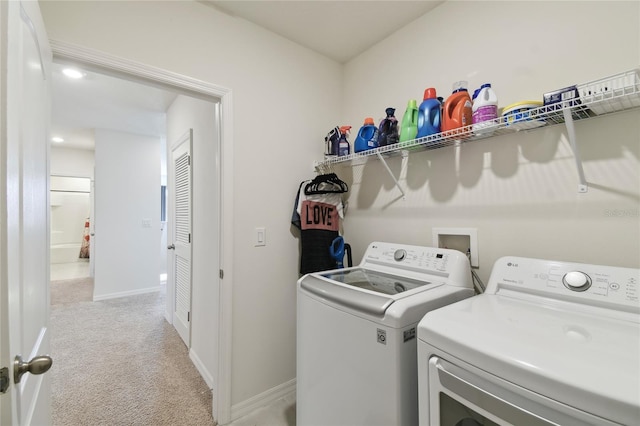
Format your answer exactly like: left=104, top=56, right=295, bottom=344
left=304, top=173, right=348, bottom=195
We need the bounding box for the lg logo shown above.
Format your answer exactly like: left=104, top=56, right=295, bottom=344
left=507, top=262, right=519, bottom=267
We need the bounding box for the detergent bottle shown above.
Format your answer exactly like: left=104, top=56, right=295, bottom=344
left=338, top=126, right=352, bottom=156
left=472, top=83, right=498, bottom=135
left=378, top=108, right=399, bottom=147
left=416, top=88, right=441, bottom=138
left=399, top=99, right=418, bottom=145
left=442, top=81, right=473, bottom=133
left=354, top=117, right=379, bottom=153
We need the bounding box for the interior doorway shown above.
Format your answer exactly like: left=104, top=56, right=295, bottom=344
left=49, top=175, right=92, bottom=281
left=49, top=58, right=173, bottom=291
left=48, top=40, right=233, bottom=424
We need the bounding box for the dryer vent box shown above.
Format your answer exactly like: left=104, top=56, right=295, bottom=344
left=432, top=227, right=478, bottom=267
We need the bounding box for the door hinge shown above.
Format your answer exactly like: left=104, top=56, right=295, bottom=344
left=219, top=269, right=224, bottom=279
left=189, top=233, right=191, bottom=243
left=0, top=367, right=9, bottom=393
left=188, top=155, right=191, bottom=166
left=187, top=312, right=190, bottom=322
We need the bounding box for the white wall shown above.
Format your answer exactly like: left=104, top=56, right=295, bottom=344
left=166, top=95, right=219, bottom=391
left=50, top=145, right=94, bottom=178
left=93, top=129, right=161, bottom=300
left=40, top=0, right=342, bottom=411
left=342, top=1, right=640, bottom=282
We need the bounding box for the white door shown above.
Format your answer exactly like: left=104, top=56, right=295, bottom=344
left=89, top=178, right=95, bottom=278
left=0, top=1, right=53, bottom=425
left=169, top=130, right=193, bottom=346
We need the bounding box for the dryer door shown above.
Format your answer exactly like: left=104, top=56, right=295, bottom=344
left=427, top=357, right=620, bottom=426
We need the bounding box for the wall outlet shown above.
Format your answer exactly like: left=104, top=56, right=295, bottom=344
left=432, top=227, right=478, bottom=267
left=142, top=218, right=152, bottom=228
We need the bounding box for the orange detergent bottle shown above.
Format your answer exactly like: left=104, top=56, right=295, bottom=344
left=442, top=81, right=473, bottom=133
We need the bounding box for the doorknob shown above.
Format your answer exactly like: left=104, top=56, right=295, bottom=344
left=167, top=244, right=175, bottom=250
left=14, top=354, right=52, bottom=384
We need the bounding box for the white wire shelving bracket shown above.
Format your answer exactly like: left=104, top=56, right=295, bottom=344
left=314, top=68, right=640, bottom=195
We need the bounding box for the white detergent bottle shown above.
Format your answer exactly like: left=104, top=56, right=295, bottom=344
left=472, top=83, right=498, bottom=135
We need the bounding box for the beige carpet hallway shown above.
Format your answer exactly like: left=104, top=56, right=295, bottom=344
left=50, top=277, right=215, bottom=425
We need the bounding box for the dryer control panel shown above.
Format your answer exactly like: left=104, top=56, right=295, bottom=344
left=489, top=256, right=640, bottom=313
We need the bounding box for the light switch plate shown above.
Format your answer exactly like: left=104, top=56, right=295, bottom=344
left=255, top=227, right=266, bottom=247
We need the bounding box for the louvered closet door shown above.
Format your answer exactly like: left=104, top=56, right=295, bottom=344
left=171, top=130, right=193, bottom=346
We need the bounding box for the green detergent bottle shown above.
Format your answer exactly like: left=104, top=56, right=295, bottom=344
left=399, top=99, right=418, bottom=145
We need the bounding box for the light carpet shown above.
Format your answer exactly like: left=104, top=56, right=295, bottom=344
left=50, top=277, right=215, bottom=425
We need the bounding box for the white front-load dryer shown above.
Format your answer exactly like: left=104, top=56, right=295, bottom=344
left=417, top=256, right=640, bottom=426
left=297, top=242, right=474, bottom=426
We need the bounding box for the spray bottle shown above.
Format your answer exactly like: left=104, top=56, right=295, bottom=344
left=338, top=126, right=352, bottom=156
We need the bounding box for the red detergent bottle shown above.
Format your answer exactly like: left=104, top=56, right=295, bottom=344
left=442, top=81, right=473, bottom=133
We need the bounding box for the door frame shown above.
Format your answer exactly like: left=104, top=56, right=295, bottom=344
left=49, top=40, right=234, bottom=424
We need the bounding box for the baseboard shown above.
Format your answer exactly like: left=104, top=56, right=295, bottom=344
left=93, top=286, right=160, bottom=301
left=189, top=348, right=215, bottom=390
left=230, top=378, right=296, bottom=421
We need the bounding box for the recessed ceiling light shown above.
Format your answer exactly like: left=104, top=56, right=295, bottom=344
left=62, top=68, right=85, bottom=79
left=52, top=137, right=64, bottom=143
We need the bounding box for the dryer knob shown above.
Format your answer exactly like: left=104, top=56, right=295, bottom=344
left=394, top=249, right=407, bottom=262
left=562, top=271, right=592, bottom=292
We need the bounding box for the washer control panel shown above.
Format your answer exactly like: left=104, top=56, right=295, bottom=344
left=364, top=242, right=453, bottom=272
left=490, top=256, right=640, bottom=310
left=360, top=242, right=472, bottom=288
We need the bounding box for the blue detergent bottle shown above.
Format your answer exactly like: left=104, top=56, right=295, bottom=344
left=416, top=88, right=441, bottom=138
left=354, top=117, right=379, bottom=153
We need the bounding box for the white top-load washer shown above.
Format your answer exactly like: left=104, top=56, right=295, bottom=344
left=417, top=256, right=640, bottom=426
left=297, top=242, right=474, bottom=426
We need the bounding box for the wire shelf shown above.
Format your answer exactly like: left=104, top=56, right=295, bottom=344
left=316, top=68, right=640, bottom=168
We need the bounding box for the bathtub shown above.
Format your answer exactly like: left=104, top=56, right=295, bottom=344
left=50, top=243, right=81, bottom=264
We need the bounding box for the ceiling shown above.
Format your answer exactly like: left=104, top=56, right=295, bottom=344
left=51, top=1, right=444, bottom=152
left=206, top=1, right=444, bottom=63
left=51, top=62, right=177, bottom=151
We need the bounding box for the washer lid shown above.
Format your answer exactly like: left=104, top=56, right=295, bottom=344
left=320, top=268, right=433, bottom=296
left=418, top=295, right=640, bottom=425
left=301, top=267, right=443, bottom=318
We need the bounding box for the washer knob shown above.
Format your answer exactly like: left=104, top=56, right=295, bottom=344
left=562, top=271, right=592, bottom=292
left=394, top=249, right=407, bottom=262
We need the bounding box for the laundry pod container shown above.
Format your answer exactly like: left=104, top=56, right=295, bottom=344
left=502, top=100, right=545, bottom=130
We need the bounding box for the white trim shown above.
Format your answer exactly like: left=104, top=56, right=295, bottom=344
left=230, top=379, right=296, bottom=421
left=92, top=286, right=160, bottom=302
left=49, top=39, right=234, bottom=426
left=189, top=348, right=214, bottom=389
left=50, top=41, right=230, bottom=97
